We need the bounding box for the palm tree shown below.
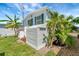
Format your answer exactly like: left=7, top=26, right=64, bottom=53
left=46, top=11, right=60, bottom=47
left=45, top=9, right=76, bottom=48
left=5, top=14, right=21, bottom=36
left=56, top=15, right=74, bottom=44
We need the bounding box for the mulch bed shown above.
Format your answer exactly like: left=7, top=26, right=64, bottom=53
left=57, top=38, right=79, bottom=56
left=57, top=47, right=79, bottom=56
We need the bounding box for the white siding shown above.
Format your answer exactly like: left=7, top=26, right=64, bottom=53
left=24, top=7, right=49, bottom=27
left=24, top=7, right=50, bottom=50
left=37, top=27, right=47, bottom=49
left=25, top=24, right=47, bottom=50
left=26, top=27, right=38, bottom=49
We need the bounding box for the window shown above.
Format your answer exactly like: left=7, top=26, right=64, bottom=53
left=28, top=19, right=33, bottom=26
left=39, top=27, right=46, bottom=31
left=35, top=13, right=44, bottom=25
left=41, top=14, right=44, bottom=23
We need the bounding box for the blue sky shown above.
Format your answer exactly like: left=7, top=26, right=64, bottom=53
left=0, top=3, right=79, bottom=21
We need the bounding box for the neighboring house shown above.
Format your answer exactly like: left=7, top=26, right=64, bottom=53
left=0, top=24, right=15, bottom=36
left=23, top=7, right=51, bottom=50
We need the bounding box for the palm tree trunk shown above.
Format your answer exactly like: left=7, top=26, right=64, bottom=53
left=14, top=28, right=17, bottom=36
left=50, top=22, right=57, bottom=48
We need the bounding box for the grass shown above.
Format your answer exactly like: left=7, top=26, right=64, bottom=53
left=45, top=51, right=56, bottom=56
left=0, top=36, right=39, bottom=56
left=1, top=36, right=77, bottom=56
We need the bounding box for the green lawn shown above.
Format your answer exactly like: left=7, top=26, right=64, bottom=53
left=45, top=51, right=56, bottom=56
left=0, top=36, right=39, bottom=56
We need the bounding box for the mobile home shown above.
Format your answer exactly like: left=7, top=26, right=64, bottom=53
left=23, top=7, right=51, bottom=50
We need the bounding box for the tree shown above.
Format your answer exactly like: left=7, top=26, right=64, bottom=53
left=44, top=9, right=76, bottom=48
left=55, top=15, right=74, bottom=45
left=72, top=17, right=79, bottom=24
left=46, top=11, right=60, bottom=47
left=5, top=14, right=21, bottom=36
left=19, top=3, right=25, bottom=26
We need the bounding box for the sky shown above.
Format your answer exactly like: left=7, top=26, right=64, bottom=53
left=0, top=3, right=79, bottom=21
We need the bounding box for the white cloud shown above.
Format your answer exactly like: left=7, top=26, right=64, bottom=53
left=13, top=3, right=43, bottom=15
left=24, top=5, right=33, bottom=11
left=14, top=3, right=21, bottom=11
left=31, top=3, right=42, bottom=8
left=31, top=3, right=38, bottom=7
left=58, top=7, right=79, bottom=17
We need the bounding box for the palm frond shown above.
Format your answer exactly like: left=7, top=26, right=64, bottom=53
left=5, top=23, right=15, bottom=28
left=5, top=15, right=13, bottom=21
left=66, top=15, right=73, bottom=21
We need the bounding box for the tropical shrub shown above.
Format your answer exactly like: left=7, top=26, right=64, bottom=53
left=65, top=35, right=76, bottom=48
left=45, top=9, right=78, bottom=48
